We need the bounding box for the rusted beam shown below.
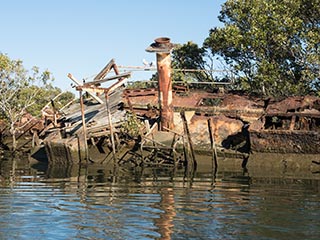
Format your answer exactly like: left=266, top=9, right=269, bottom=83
left=266, top=112, right=320, bottom=118
left=124, top=88, right=157, bottom=97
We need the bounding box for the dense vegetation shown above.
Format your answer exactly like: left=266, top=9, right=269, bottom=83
left=173, top=0, right=320, bottom=97
left=0, top=53, right=74, bottom=150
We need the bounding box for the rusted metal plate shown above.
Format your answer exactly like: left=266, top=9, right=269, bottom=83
left=250, top=130, right=320, bottom=154
left=267, top=96, right=320, bottom=114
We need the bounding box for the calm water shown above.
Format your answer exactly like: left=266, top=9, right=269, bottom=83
left=0, top=154, right=319, bottom=240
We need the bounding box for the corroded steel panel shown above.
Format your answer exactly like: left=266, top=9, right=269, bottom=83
left=250, top=130, right=320, bottom=153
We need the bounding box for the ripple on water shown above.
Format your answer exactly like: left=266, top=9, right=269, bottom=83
left=0, top=162, right=319, bottom=240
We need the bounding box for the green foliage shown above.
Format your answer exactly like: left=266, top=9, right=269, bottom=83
left=24, top=86, right=75, bottom=116
left=171, top=41, right=233, bottom=92
left=57, top=91, right=75, bottom=108
left=0, top=53, right=74, bottom=149
left=126, top=80, right=157, bottom=89
left=204, top=0, right=320, bottom=97
left=0, top=53, right=52, bottom=119
left=120, top=112, right=144, bottom=139
left=172, top=42, right=216, bottom=85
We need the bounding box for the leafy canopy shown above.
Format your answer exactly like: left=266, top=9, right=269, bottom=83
left=204, top=0, right=320, bottom=97
left=0, top=53, right=75, bottom=149
left=0, top=53, right=74, bottom=120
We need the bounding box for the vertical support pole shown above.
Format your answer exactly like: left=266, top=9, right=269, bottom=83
left=180, top=110, right=197, bottom=169
left=208, top=118, right=218, bottom=170
left=79, top=90, right=89, bottom=162
left=146, top=37, right=176, bottom=131
left=156, top=52, right=174, bottom=130
left=31, top=131, right=39, bottom=148
left=105, top=92, right=116, bottom=162
left=289, top=115, right=296, bottom=130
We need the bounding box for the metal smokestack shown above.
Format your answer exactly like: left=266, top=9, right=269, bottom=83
left=146, top=37, right=175, bottom=130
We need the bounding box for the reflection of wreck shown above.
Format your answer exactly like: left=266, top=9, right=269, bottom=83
left=42, top=38, right=320, bottom=166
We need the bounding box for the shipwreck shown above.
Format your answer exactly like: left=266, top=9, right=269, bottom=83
left=34, top=37, right=320, bottom=167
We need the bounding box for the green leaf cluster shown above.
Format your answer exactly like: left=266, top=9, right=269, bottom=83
left=171, top=41, right=218, bottom=90
left=204, top=0, right=320, bottom=97
left=120, top=112, right=144, bottom=139
left=0, top=53, right=74, bottom=149
left=0, top=53, right=74, bottom=119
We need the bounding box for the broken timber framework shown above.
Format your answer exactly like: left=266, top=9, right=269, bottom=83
left=42, top=58, right=192, bottom=168
left=41, top=38, right=320, bottom=168
left=44, top=59, right=133, bottom=164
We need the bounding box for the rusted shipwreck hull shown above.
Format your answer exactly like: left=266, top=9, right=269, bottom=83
left=41, top=57, right=320, bottom=165
left=126, top=88, right=320, bottom=154
left=249, top=96, right=320, bottom=153
left=43, top=81, right=320, bottom=166
left=250, top=130, right=320, bottom=154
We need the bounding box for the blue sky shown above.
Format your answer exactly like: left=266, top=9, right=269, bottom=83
left=1, top=0, right=225, bottom=92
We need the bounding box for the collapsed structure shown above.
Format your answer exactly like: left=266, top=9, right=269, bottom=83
left=29, top=38, right=320, bottom=166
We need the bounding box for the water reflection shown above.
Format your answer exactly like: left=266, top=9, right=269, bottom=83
left=0, top=153, right=319, bottom=239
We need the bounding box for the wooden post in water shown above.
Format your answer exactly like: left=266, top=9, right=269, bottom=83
left=180, top=110, right=197, bottom=169
left=79, top=90, right=89, bottom=162
left=105, top=92, right=117, bottom=162
left=208, top=118, right=218, bottom=170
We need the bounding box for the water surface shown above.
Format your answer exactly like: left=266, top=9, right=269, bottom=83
left=0, top=155, right=319, bottom=239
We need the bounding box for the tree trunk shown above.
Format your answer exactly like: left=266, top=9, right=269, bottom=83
left=12, top=134, right=17, bottom=151
left=10, top=123, right=17, bottom=151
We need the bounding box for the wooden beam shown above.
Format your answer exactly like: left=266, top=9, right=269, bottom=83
left=208, top=118, right=218, bottom=170
left=105, top=78, right=127, bottom=95
left=79, top=77, right=128, bottom=95
left=77, top=87, right=105, bottom=94
left=94, top=59, right=116, bottom=80
left=79, top=90, right=89, bottom=161
left=67, top=73, right=104, bottom=104
left=83, top=72, right=131, bottom=87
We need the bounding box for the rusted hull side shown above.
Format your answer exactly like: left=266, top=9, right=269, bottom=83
left=250, top=130, right=320, bottom=154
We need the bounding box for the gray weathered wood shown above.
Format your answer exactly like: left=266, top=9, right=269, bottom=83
left=94, top=59, right=115, bottom=80
left=67, top=73, right=104, bottom=104
left=84, top=72, right=131, bottom=86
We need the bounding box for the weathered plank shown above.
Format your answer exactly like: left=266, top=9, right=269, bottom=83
left=84, top=72, right=131, bottom=86
left=94, top=59, right=116, bottom=80
left=67, top=73, right=104, bottom=104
